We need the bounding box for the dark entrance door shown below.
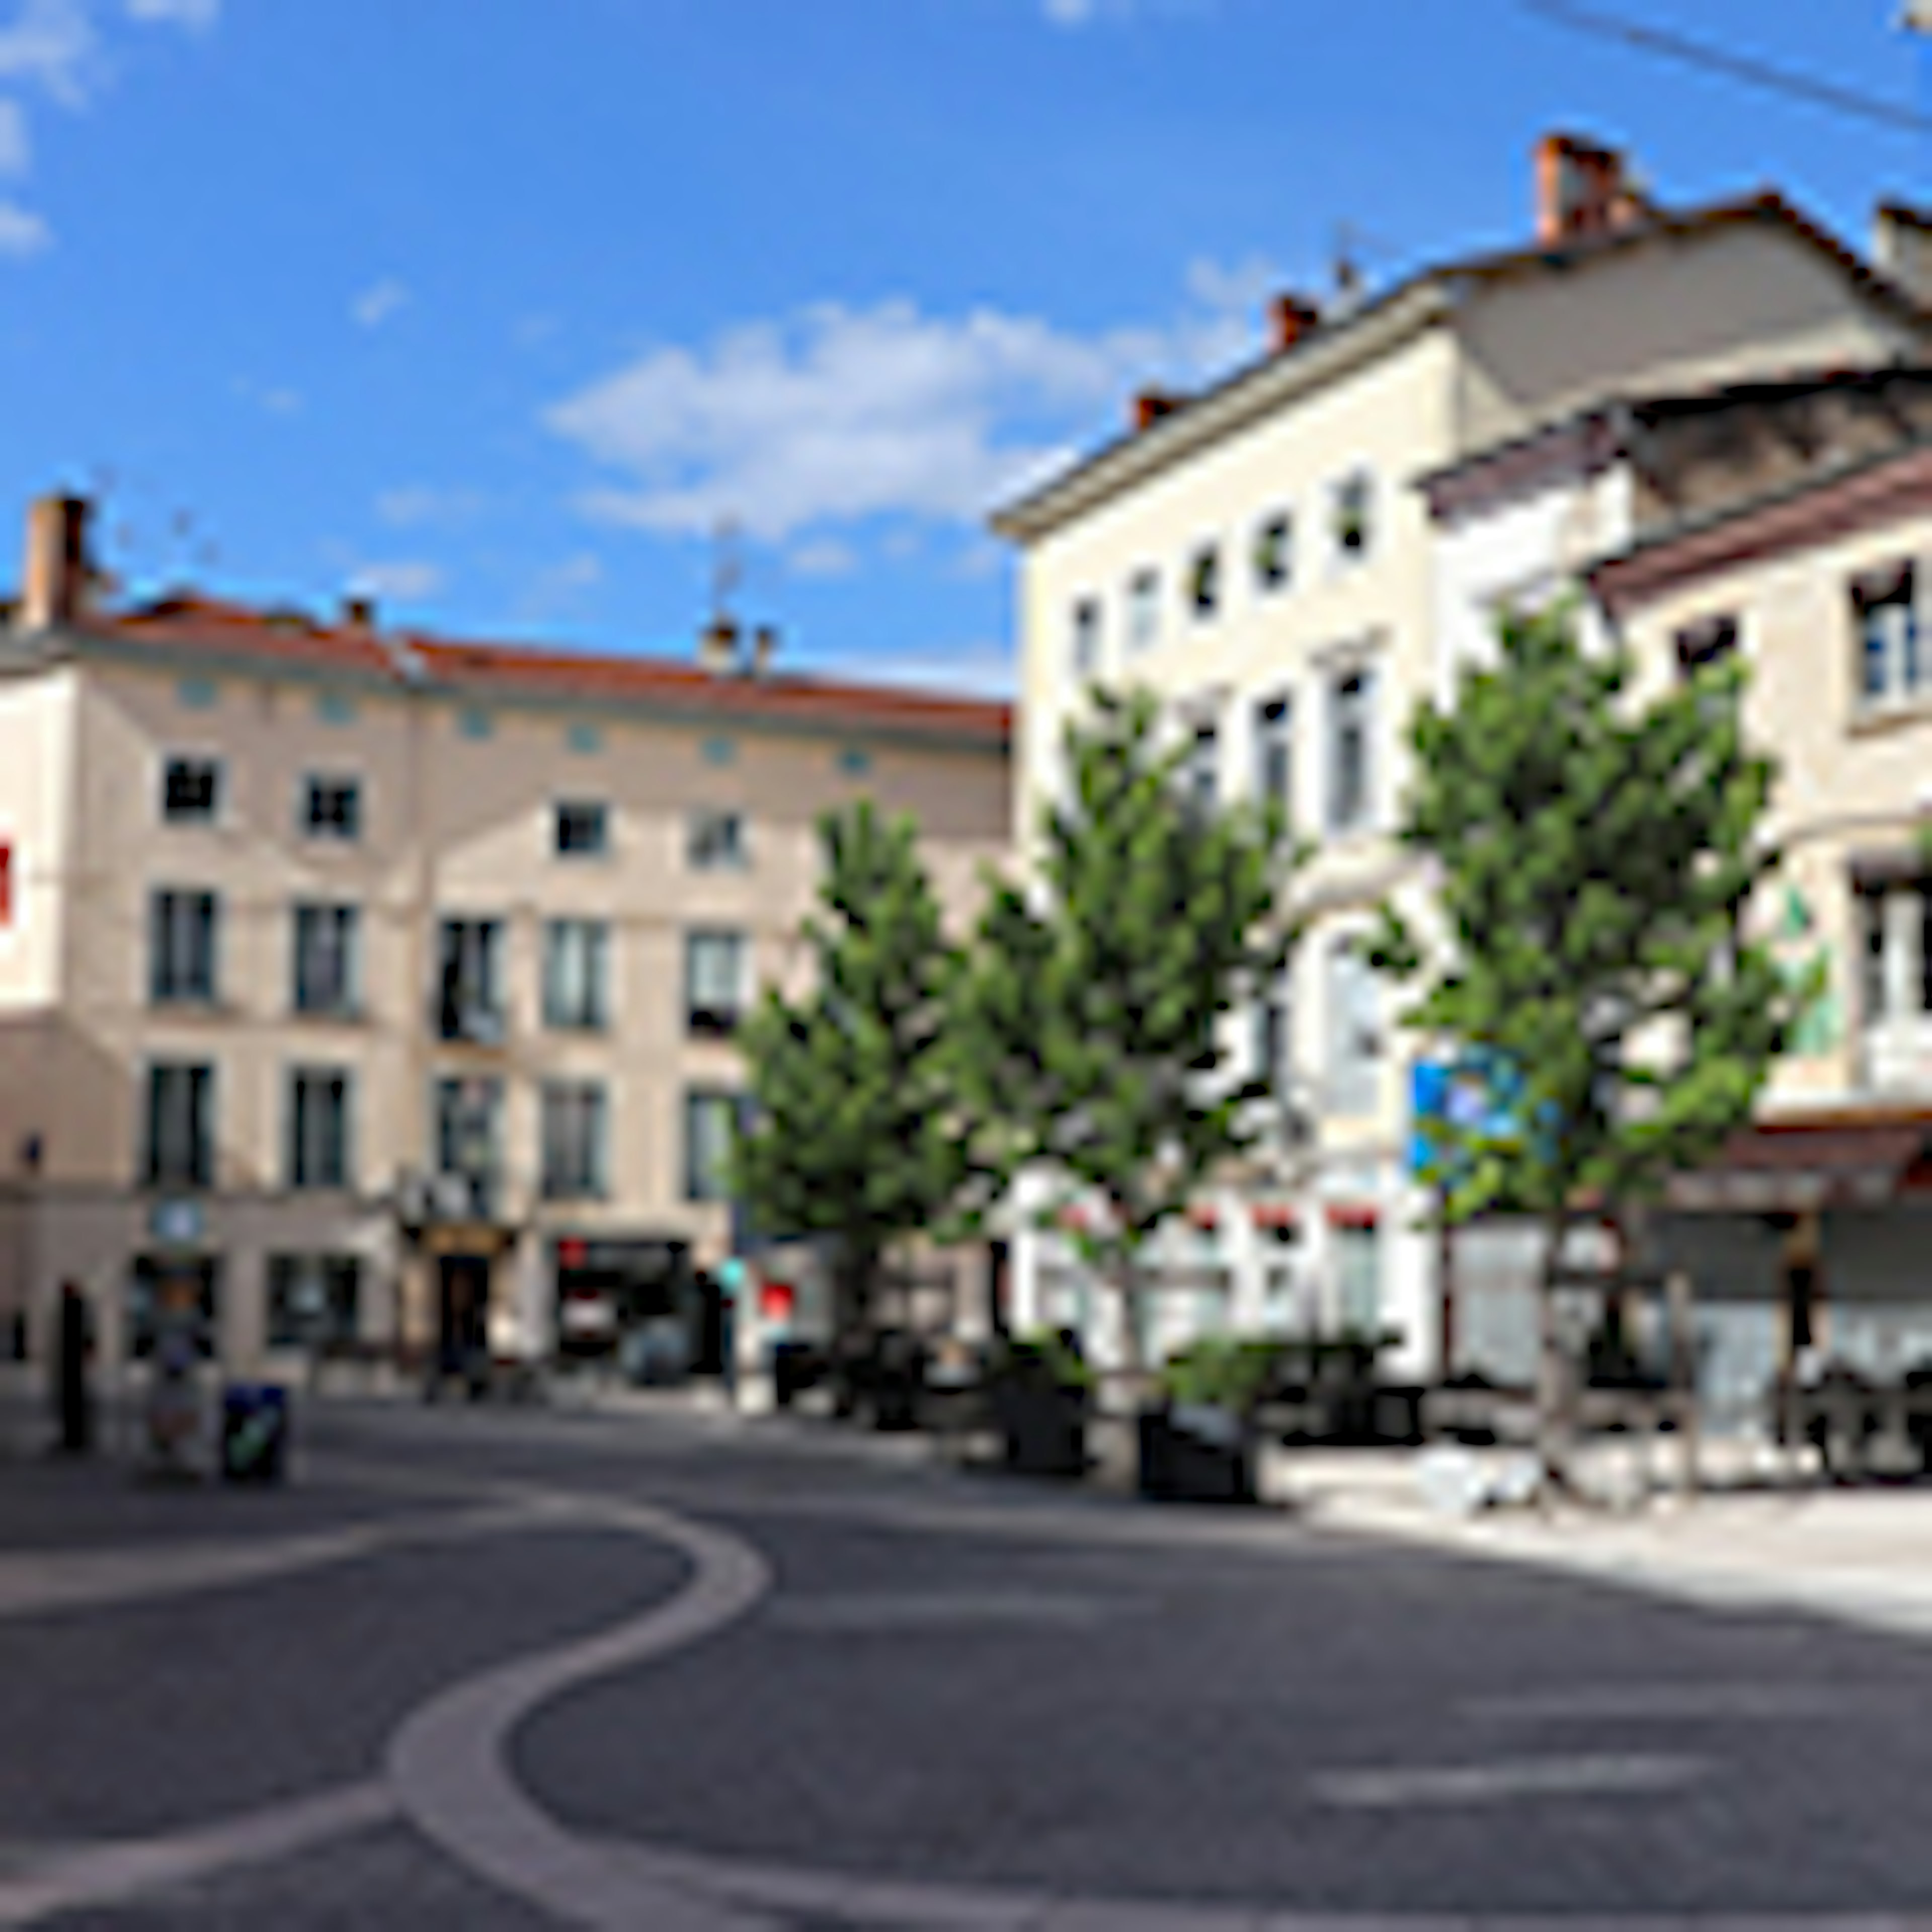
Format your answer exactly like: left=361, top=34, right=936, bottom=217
left=437, top=1255, right=491, bottom=1371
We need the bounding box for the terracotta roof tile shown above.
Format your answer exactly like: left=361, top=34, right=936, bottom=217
left=84, top=601, right=1011, bottom=746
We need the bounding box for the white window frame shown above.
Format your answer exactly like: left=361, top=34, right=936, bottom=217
left=553, top=799, right=610, bottom=859
left=684, top=1088, right=741, bottom=1202
left=687, top=807, right=748, bottom=871
left=1325, top=936, right=1381, bottom=1118
left=1253, top=692, right=1293, bottom=822
left=1187, top=542, right=1222, bottom=622
left=143, top=1062, right=214, bottom=1189
left=149, top=888, right=219, bottom=1004
left=1325, top=662, right=1377, bottom=836
left=437, top=918, right=505, bottom=1043
left=542, top=918, right=610, bottom=1031
left=540, top=1080, right=610, bottom=1200
left=1854, top=564, right=1925, bottom=710
left=1070, top=596, right=1102, bottom=680
left=1253, top=510, right=1294, bottom=595
left=685, top=929, right=747, bottom=1036
left=300, top=772, right=362, bottom=842
left=160, top=755, right=223, bottom=827
left=1126, top=566, right=1162, bottom=655
left=1329, top=469, right=1375, bottom=571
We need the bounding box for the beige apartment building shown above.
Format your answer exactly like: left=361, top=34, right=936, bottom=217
left=992, top=135, right=1932, bottom=1382
left=0, top=496, right=1010, bottom=1382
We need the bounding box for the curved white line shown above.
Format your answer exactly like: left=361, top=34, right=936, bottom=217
left=386, top=1497, right=775, bottom=1931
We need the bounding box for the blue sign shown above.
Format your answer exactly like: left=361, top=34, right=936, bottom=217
left=1409, top=1049, right=1535, bottom=1183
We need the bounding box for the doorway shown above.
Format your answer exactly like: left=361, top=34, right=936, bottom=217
left=437, top=1254, right=491, bottom=1365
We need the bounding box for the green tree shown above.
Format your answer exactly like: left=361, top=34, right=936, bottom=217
left=1369, top=604, right=1812, bottom=1490
left=953, top=686, right=1306, bottom=1375
left=731, top=798, right=968, bottom=1341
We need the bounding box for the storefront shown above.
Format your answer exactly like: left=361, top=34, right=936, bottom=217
left=550, top=1235, right=691, bottom=1363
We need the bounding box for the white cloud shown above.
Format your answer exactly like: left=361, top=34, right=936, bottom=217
left=125, top=0, right=219, bottom=28
left=350, top=558, right=444, bottom=603
left=0, top=195, right=49, bottom=253
left=352, top=277, right=410, bottom=329
left=375, top=484, right=486, bottom=529
left=0, top=98, right=31, bottom=173
left=232, top=375, right=300, bottom=415
left=787, top=537, right=859, bottom=580
left=0, top=0, right=98, bottom=107
left=1042, top=0, right=1099, bottom=22
left=546, top=256, right=1277, bottom=546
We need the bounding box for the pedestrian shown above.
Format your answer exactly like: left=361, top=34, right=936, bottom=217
left=51, top=1279, right=94, bottom=1455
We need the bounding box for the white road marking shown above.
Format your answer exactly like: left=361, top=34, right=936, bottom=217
left=1311, top=1754, right=1708, bottom=1808
left=766, top=1590, right=1141, bottom=1632
left=0, top=1780, right=395, bottom=1926
left=1465, top=1681, right=1915, bottom=1723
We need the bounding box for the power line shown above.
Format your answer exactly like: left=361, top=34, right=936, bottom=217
left=1521, top=0, right=1932, bottom=136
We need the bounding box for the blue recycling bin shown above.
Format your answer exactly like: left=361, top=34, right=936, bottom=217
left=220, top=1383, right=289, bottom=1484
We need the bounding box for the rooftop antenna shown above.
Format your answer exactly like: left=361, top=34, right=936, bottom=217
left=1330, top=222, right=1393, bottom=307
left=709, top=515, right=744, bottom=631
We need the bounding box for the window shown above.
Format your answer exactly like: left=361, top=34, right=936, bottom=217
left=1254, top=695, right=1293, bottom=821
left=1854, top=563, right=1923, bottom=706
left=838, top=747, right=872, bottom=777
left=1326, top=939, right=1381, bottom=1117
left=1071, top=597, right=1101, bottom=679
left=687, top=808, right=747, bottom=871
left=176, top=677, right=219, bottom=711
left=1180, top=722, right=1218, bottom=813
left=1188, top=544, right=1222, bottom=619
left=1331, top=471, right=1374, bottom=565
left=292, top=904, right=359, bottom=1015
left=315, top=692, right=357, bottom=727
left=684, top=1089, right=741, bottom=1201
left=1127, top=567, right=1161, bottom=654
left=434, top=1075, right=502, bottom=1217
left=287, top=1069, right=352, bottom=1190
left=457, top=707, right=494, bottom=741
left=541, top=1081, right=609, bottom=1199
left=302, top=774, right=361, bottom=841
left=542, top=918, right=609, bottom=1031
left=1254, top=512, right=1293, bottom=593
left=1675, top=614, right=1741, bottom=720
left=686, top=929, right=746, bottom=1036
left=1857, top=876, right=1932, bottom=1025
left=1327, top=667, right=1375, bottom=834
left=266, top=1255, right=360, bottom=1351
left=702, top=736, right=737, bottom=767
left=567, top=721, right=603, bottom=755
left=1252, top=965, right=1293, bottom=1092
left=149, top=889, right=218, bottom=1004
left=437, top=919, right=504, bottom=1043
left=1334, top=1223, right=1382, bottom=1334
left=127, top=1257, right=217, bottom=1360
left=144, top=1063, right=213, bottom=1188
left=554, top=800, right=609, bottom=858
left=161, top=757, right=221, bottom=825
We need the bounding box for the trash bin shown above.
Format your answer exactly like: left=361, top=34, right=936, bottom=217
left=220, top=1383, right=289, bottom=1484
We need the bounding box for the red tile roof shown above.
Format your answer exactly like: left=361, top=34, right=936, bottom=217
left=83, top=597, right=1011, bottom=747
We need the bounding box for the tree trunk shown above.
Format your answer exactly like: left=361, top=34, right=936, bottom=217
left=1113, top=1251, right=1144, bottom=1381
left=1535, top=1202, right=1576, bottom=1510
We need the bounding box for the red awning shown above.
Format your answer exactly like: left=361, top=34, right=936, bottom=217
left=1667, top=1122, right=1931, bottom=1212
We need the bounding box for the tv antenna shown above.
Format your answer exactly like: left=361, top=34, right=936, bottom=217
left=709, top=515, right=744, bottom=629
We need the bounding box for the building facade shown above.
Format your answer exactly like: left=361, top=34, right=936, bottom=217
left=0, top=497, right=1011, bottom=1382
left=992, top=135, right=1932, bottom=1383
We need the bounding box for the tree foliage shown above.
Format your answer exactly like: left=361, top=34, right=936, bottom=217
left=952, top=686, right=1306, bottom=1367
left=731, top=798, right=968, bottom=1334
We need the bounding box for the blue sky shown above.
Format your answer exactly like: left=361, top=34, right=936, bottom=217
left=2, top=0, right=1929, bottom=696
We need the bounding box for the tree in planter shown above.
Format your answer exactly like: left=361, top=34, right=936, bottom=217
left=731, top=798, right=969, bottom=1350
left=952, top=685, right=1308, bottom=1376
left=1366, top=603, right=1814, bottom=1493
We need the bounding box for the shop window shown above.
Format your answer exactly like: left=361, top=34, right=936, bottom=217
left=266, top=1255, right=360, bottom=1351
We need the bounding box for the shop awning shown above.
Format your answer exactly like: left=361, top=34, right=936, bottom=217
left=1666, top=1122, right=1932, bottom=1213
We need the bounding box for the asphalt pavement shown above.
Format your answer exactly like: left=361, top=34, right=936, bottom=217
left=7, top=1385, right=1932, bottom=1927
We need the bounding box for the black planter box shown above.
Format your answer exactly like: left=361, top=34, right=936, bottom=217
left=992, top=1380, right=1088, bottom=1477
left=1138, top=1405, right=1255, bottom=1504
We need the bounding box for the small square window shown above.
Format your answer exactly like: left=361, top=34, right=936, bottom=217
left=1254, top=513, right=1293, bottom=592
left=457, top=707, right=495, bottom=741
left=838, top=747, right=872, bottom=777
left=1332, top=472, right=1374, bottom=564
left=315, top=692, right=357, bottom=727
left=176, top=677, right=220, bottom=711
left=302, top=775, right=361, bottom=841
left=701, top=736, right=737, bottom=767
left=161, top=757, right=221, bottom=825
left=554, top=800, right=609, bottom=857
left=688, top=808, right=747, bottom=870
left=566, top=721, right=603, bottom=755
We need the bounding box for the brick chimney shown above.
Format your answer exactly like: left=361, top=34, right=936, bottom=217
left=749, top=624, right=777, bottom=677
left=1536, top=132, right=1643, bottom=246
left=341, top=593, right=378, bottom=630
left=20, top=493, right=93, bottom=632
left=1132, top=388, right=1183, bottom=433
left=1268, top=293, right=1323, bottom=355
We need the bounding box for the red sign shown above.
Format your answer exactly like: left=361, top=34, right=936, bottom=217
left=0, top=842, right=12, bottom=928
left=556, top=1238, right=588, bottom=1269
left=760, top=1281, right=795, bottom=1321
left=1326, top=1203, right=1380, bottom=1231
